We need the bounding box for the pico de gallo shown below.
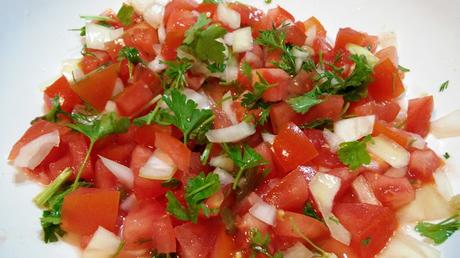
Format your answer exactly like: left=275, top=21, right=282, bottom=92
left=8, top=0, right=460, bottom=257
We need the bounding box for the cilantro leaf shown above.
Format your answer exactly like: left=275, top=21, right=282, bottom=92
left=249, top=229, right=283, bottom=258
left=202, top=0, right=222, bottom=3
left=34, top=168, right=72, bottom=208
left=162, top=59, right=192, bottom=89
left=444, top=152, right=450, bottom=159
left=337, top=135, right=372, bottom=170
left=118, top=47, right=144, bottom=64
left=303, top=202, right=322, bottom=221
left=183, top=14, right=212, bottom=45
left=256, top=28, right=297, bottom=75
left=166, top=191, right=190, bottom=221
left=161, top=178, right=181, bottom=189
left=439, top=80, right=449, bottom=92
left=415, top=214, right=460, bottom=244
left=35, top=95, right=68, bottom=123
left=241, top=61, right=253, bottom=80
left=117, top=4, right=135, bottom=26
left=207, top=62, right=226, bottom=73
left=398, top=65, right=410, bottom=73
left=287, top=88, right=323, bottom=114
left=241, top=72, right=271, bottom=110
left=361, top=237, right=372, bottom=246
left=161, top=89, right=214, bottom=143
left=80, top=15, right=115, bottom=23
left=300, top=119, right=333, bottom=130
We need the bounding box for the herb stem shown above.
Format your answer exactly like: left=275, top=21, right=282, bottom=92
left=34, top=167, right=72, bottom=208
left=200, top=142, right=213, bottom=165
left=72, top=140, right=95, bottom=190
left=232, top=168, right=245, bottom=190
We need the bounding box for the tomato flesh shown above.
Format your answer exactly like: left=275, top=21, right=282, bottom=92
left=406, top=96, right=433, bottom=137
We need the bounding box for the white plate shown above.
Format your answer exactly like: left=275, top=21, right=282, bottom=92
left=0, top=0, right=459, bottom=257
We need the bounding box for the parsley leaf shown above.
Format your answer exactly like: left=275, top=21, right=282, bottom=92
left=241, top=72, right=271, bottom=110
left=256, top=28, right=297, bottom=75
left=287, top=88, right=323, bottom=114
left=161, top=89, right=214, bottom=143
left=300, top=119, right=333, bottom=130
left=398, top=65, right=410, bottom=73
left=249, top=229, right=283, bottom=258
left=183, top=14, right=212, bottom=45
left=207, top=62, right=226, bottom=73
left=35, top=95, right=68, bottom=123
left=241, top=61, right=253, bottom=80
left=337, top=135, right=372, bottom=170
left=166, top=173, right=220, bottom=223
left=439, top=80, right=449, bottom=92
left=161, top=178, right=181, bottom=189
left=223, top=144, right=267, bottom=189
left=117, top=4, right=135, bottom=26
left=118, top=46, right=144, bottom=64
left=361, top=237, right=372, bottom=246
left=416, top=214, right=460, bottom=244
left=162, top=59, right=193, bottom=89
left=80, top=15, right=115, bottom=23
left=444, top=152, right=450, bottom=159
left=203, top=0, right=222, bottom=3
left=303, top=202, right=322, bottom=221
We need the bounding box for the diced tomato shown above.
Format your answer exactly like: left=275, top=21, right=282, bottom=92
left=237, top=213, right=269, bottom=234
left=273, top=122, right=318, bottom=173
left=197, top=2, right=217, bottom=18
left=252, top=68, right=291, bottom=102
left=71, top=63, right=120, bottom=112
left=162, top=9, right=197, bottom=60
left=318, top=238, right=359, bottom=258
left=406, top=96, right=433, bottom=137
left=254, top=142, right=278, bottom=179
left=61, top=187, right=120, bottom=235
left=133, top=65, right=162, bottom=95
left=286, top=70, right=314, bottom=97
left=115, top=81, right=153, bottom=116
left=228, top=3, right=268, bottom=36
left=105, top=40, right=124, bottom=62
left=133, top=124, right=172, bottom=148
left=264, top=168, right=311, bottom=211
left=175, top=220, right=218, bottom=258
left=269, top=102, right=301, bottom=134
left=303, top=129, right=342, bottom=168
left=274, top=211, right=329, bottom=240
left=123, top=22, right=159, bottom=60
left=210, top=224, right=237, bottom=258
left=44, top=76, right=82, bottom=112
left=376, top=46, right=398, bottom=66
left=301, top=95, right=344, bottom=123
left=367, top=59, right=405, bottom=101
left=334, top=27, right=378, bottom=53
left=152, top=214, right=177, bottom=253
left=80, top=49, right=111, bottom=74
left=155, top=132, right=191, bottom=173
left=349, top=100, right=401, bottom=123
left=266, top=6, right=295, bottom=27
left=326, top=167, right=358, bottom=197
left=96, top=143, right=135, bottom=166
left=334, top=203, right=398, bottom=258
left=408, top=149, right=442, bottom=182
left=303, top=16, right=327, bottom=40
left=372, top=120, right=413, bottom=149
left=94, top=159, right=118, bottom=190
left=163, top=0, right=198, bottom=24
left=364, top=172, right=415, bottom=209
left=284, top=22, right=306, bottom=46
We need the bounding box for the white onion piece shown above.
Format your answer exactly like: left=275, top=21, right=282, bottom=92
left=213, top=167, right=233, bottom=186
left=334, top=115, right=375, bottom=142
left=431, top=110, right=460, bottom=138
left=129, top=0, right=155, bottom=13
left=82, top=226, right=121, bottom=258
left=309, top=173, right=351, bottom=245
left=222, top=56, right=238, bottom=82
left=378, top=31, right=398, bottom=49
left=112, top=78, right=124, bottom=97
left=139, top=149, right=177, bottom=180
left=158, top=24, right=166, bottom=43
left=407, top=132, right=426, bottom=150
left=232, top=27, right=253, bottom=53
left=224, top=32, right=234, bottom=46
left=62, top=59, right=84, bottom=83
left=182, top=88, right=211, bottom=110
left=367, top=135, right=409, bottom=168
left=120, top=194, right=137, bottom=212
left=396, top=185, right=452, bottom=223
left=143, top=3, right=165, bottom=29
left=99, top=156, right=134, bottom=188
left=104, top=100, right=119, bottom=114
left=14, top=131, right=60, bottom=169
left=378, top=230, right=440, bottom=258
left=249, top=200, right=277, bottom=226
left=261, top=132, right=276, bottom=145
left=283, top=242, right=315, bottom=258
left=148, top=55, right=167, bottom=73
left=384, top=167, right=407, bottom=178
left=209, top=154, right=234, bottom=171
left=352, top=176, right=381, bottom=205
left=323, top=129, right=343, bottom=152
left=217, top=4, right=240, bottom=29
left=222, top=91, right=238, bottom=125
left=346, top=43, right=379, bottom=67
left=206, top=122, right=256, bottom=143
left=433, top=168, right=453, bottom=200
left=85, top=24, right=123, bottom=50
left=305, top=25, right=317, bottom=46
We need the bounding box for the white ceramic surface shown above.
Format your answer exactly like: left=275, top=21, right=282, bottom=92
left=0, top=0, right=459, bottom=257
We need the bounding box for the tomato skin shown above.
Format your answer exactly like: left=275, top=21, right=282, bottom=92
left=96, top=143, right=135, bottom=166
left=372, top=120, right=413, bottom=149
left=326, top=167, right=358, bottom=197
left=44, top=76, right=82, bottom=112
left=334, top=203, right=398, bottom=258
left=318, top=238, right=359, bottom=258
left=266, top=6, right=295, bottom=27
left=162, top=9, right=196, bottom=60
left=152, top=214, right=177, bottom=253
left=210, top=224, right=237, bottom=258
left=406, top=96, right=433, bottom=137
left=408, top=149, right=442, bottom=183
left=123, top=22, right=159, bottom=60
left=274, top=211, right=329, bottom=240
left=273, top=123, right=318, bottom=173
left=80, top=49, right=111, bottom=74
left=349, top=100, right=400, bottom=123
left=334, top=27, right=378, bottom=52
left=133, top=124, right=172, bottom=148
left=376, top=46, right=398, bottom=66
left=196, top=3, right=217, bottom=18
left=155, top=132, right=191, bottom=173
left=284, top=22, right=306, bottom=46
left=364, top=172, right=415, bottom=209
left=228, top=3, right=268, bottom=36
left=94, top=159, right=118, bottom=190
left=254, top=142, right=278, bottom=179
left=253, top=68, right=291, bottom=102
left=163, top=0, right=198, bottom=24
left=303, top=129, right=342, bottom=168
left=71, top=63, right=120, bottom=112
left=115, top=81, right=154, bottom=116
left=61, top=188, right=120, bottom=236
left=175, top=220, right=218, bottom=258
left=301, top=95, right=344, bottom=123
left=367, top=59, right=405, bottom=101
left=269, top=102, right=301, bottom=134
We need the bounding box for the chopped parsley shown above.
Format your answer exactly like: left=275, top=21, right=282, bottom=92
left=398, top=65, right=410, bottom=73
left=303, top=202, right=322, bottom=221
left=161, top=178, right=181, bottom=189
left=415, top=214, right=460, bottom=244
left=337, top=135, right=372, bottom=170
left=118, top=46, right=146, bottom=80
left=439, top=80, right=449, bottom=92
left=162, top=59, right=193, bottom=89
left=249, top=229, right=283, bottom=258
left=287, top=87, right=323, bottom=114
left=300, top=119, right=333, bottom=130
left=80, top=15, right=115, bottom=23
left=241, top=61, right=253, bottom=81
left=37, top=95, right=67, bottom=123
left=444, top=152, right=451, bottom=159
left=361, top=237, right=372, bottom=246
left=241, top=72, right=271, bottom=110
left=116, top=4, right=135, bottom=26
left=256, top=28, right=297, bottom=75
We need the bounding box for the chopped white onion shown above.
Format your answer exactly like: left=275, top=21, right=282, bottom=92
left=181, top=88, right=210, bottom=110
left=232, top=27, right=253, bottom=53
left=216, top=4, right=241, bottom=29
left=213, top=167, right=234, bottom=186
left=139, top=149, right=177, bottom=180
left=82, top=226, right=121, bottom=258
left=396, top=185, right=452, bottom=223
left=367, top=135, right=409, bottom=168
left=224, top=32, right=234, bottom=46
left=378, top=31, right=398, bottom=49
left=305, top=25, right=317, bottom=46
left=346, top=43, right=379, bottom=67
left=158, top=24, right=166, bottom=43
left=99, top=156, right=134, bottom=188
left=222, top=55, right=239, bottom=82
left=129, top=0, right=155, bottom=13
left=112, top=78, right=124, bottom=97
left=431, top=110, right=460, bottom=138
left=352, top=176, right=381, bottom=205
left=14, top=131, right=60, bottom=169
left=309, top=173, right=351, bottom=245
left=407, top=132, right=426, bottom=150
left=103, top=100, right=119, bottom=114
left=433, top=167, right=453, bottom=200
left=334, top=115, right=375, bottom=142
left=85, top=24, right=123, bottom=50
left=120, top=194, right=137, bottom=211
left=384, top=167, right=407, bottom=178
left=222, top=91, right=238, bottom=125
left=209, top=154, right=234, bottom=171
left=143, top=3, right=165, bottom=29
left=249, top=200, right=277, bottom=226
left=62, top=59, right=84, bottom=83
left=378, top=230, right=440, bottom=258
left=323, top=129, right=343, bottom=152
left=206, top=122, right=256, bottom=143
left=283, top=242, right=315, bottom=258
left=261, top=132, right=276, bottom=145
left=148, top=55, right=167, bottom=73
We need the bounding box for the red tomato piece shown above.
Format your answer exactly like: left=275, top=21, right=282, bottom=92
left=163, top=0, right=198, bottom=24
left=228, top=3, right=268, bottom=36
left=253, top=68, right=291, bottom=102
left=44, top=76, right=82, bottom=112
left=97, top=143, right=135, bottom=166
left=334, top=203, right=398, bottom=258
left=303, top=16, right=327, bottom=40
left=196, top=3, right=217, bottom=18
left=61, top=188, right=120, bottom=236
left=364, top=172, right=415, bottom=209
left=155, top=132, right=191, bottom=173
left=274, top=211, right=329, bottom=240
left=273, top=122, right=318, bottom=173
left=71, top=63, right=120, bottom=112
left=318, top=238, right=359, bottom=258
left=286, top=70, right=315, bottom=97
left=334, top=27, right=378, bottom=52
left=210, top=224, right=237, bottom=258
left=376, top=46, right=398, bottom=66
left=152, top=214, right=177, bottom=253
left=269, top=102, right=301, bottom=134
left=115, top=81, right=153, bottom=116
left=372, top=120, right=413, bottom=149
left=406, top=96, right=433, bottom=137
left=349, top=100, right=401, bottom=123
left=301, top=95, right=344, bottom=123
left=133, top=124, right=172, bottom=148
left=162, top=9, right=196, bottom=60
left=175, top=220, right=218, bottom=258
left=408, top=149, right=442, bottom=183
left=303, top=129, right=342, bottom=168
left=284, top=22, right=306, bottom=46
left=266, top=6, right=295, bottom=27
left=367, top=59, right=405, bottom=101
left=123, top=22, right=159, bottom=60
left=326, top=167, right=358, bottom=197
left=94, top=159, right=118, bottom=190
left=80, top=49, right=111, bottom=74
left=133, top=65, right=162, bottom=95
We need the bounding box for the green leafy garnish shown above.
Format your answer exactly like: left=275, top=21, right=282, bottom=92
left=34, top=168, right=72, bottom=208
left=117, top=4, right=135, bottom=26
left=166, top=173, right=220, bottom=223
left=398, top=65, right=410, bottom=73
left=118, top=46, right=144, bottom=64
left=132, top=95, right=163, bottom=126
left=69, top=26, right=86, bottom=36
left=303, top=202, right=322, bottom=221
left=38, top=95, right=67, bottom=123
left=444, top=152, right=450, bottom=159
left=439, top=80, right=449, bottom=92
left=361, top=237, right=372, bottom=246
left=300, top=119, right=333, bottom=130
left=287, top=88, right=323, bottom=114
left=222, top=144, right=267, bottom=189
left=203, top=0, right=222, bottom=3
left=161, top=178, right=181, bottom=189
left=337, top=135, right=372, bottom=170
left=241, top=72, right=272, bottom=110
left=289, top=218, right=336, bottom=258
left=80, top=15, right=115, bottom=23
left=264, top=0, right=273, bottom=3
left=162, top=59, right=193, bottom=89
left=416, top=214, right=460, bottom=244
left=249, top=229, right=283, bottom=258
left=200, top=142, right=213, bottom=165
left=207, top=63, right=226, bottom=73
left=241, top=61, right=253, bottom=81
left=256, top=28, right=297, bottom=75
